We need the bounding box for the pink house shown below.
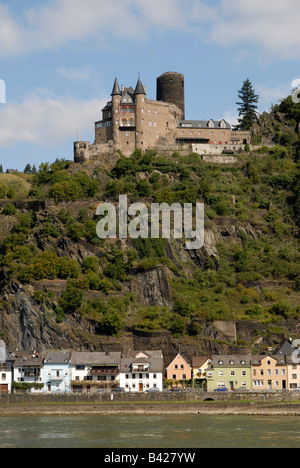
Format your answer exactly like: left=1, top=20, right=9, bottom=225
left=166, top=353, right=192, bottom=386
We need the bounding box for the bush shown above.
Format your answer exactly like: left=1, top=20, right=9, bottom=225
left=97, top=312, right=123, bottom=336
left=270, top=300, right=292, bottom=319
left=2, top=203, right=16, bottom=216
left=59, top=281, right=84, bottom=314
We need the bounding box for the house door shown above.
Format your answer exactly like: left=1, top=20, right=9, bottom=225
left=139, top=383, right=143, bottom=392
left=268, top=380, right=272, bottom=390
left=0, top=384, right=8, bottom=394
left=282, top=380, right=286, bottom=390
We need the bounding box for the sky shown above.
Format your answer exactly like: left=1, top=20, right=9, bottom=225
left=0, top=0, right=300, bottom=171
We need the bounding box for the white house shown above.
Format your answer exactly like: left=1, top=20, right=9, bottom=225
left=119, top=350, right=164, bottom=392
left=70, top=351, right=121, bottom=393
left=43, top=350, right=71, bottom=394
left=0, top=340, right=13, bottom=394
left=12, top=350, right=44, bottom=394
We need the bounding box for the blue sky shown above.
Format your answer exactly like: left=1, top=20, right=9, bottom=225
left=0, top=0, right=299, bottom=171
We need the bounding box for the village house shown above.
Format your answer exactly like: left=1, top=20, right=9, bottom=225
left=43, top=350, right=71, bottom=394
left=119, top=350, right=164, bottom=392
left=166, top=353, right=192, bottom=387
left=251, top=355, right=287, bottom=391
left=191, top=355, right=212, bottom=389
left=70, top=351, right=121, bottom=393
left=206, top=355, right=252, bottom=392
left=0, top=340, right=13, bottom=394
left=12, top=350, right=44, bottom=394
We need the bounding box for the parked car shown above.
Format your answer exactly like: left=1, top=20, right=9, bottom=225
left=168, top=387, right=182, bottom=392
left=112, top=387, right=125, bottom=393
left=146, top=387, right=160, bottom=393
left=214, top=387, right=228, bottom=392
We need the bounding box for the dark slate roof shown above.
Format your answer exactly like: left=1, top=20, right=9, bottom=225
left=71, top=352, right=121, bottom=366
left=275, top=339, right=299, bottom=356
left=120, top=90, right=134, bottom=104
left=134, top=77, right=146, bottom=95
left=178, top=119, right=231, bottom=129
left=44, top=350, right=71, bottom=364
left=111, top=77, right=121, bottom=96
left=212, top=355, right=252, bottom=366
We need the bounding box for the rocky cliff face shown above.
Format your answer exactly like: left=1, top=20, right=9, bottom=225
left=0, top=208, right=297, bottom=360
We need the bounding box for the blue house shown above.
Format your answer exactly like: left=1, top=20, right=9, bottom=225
left=43, top=350, right=71, bottom=394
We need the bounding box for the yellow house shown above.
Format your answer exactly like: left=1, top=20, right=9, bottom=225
left=251, top=355, right=287, bottom=391
left=166, top=353, right=192, bottom=387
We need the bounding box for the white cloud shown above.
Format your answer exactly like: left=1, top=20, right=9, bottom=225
left=56, top=67, right=93, bottom=81
left=209, top=0, right=300, bottom=59
left=256, top=82, right=293, bottom=107
left=0, top=0, right=299, bottom=59
left=0, top=90, right=103, bottom=148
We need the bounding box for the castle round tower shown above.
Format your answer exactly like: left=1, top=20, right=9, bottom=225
left=156, top=72, right=185, bottom=120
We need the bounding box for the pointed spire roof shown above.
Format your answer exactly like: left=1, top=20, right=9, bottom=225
left=134, top=76, right=146, bottom=95
left=111, top=77, right=121, bottom=96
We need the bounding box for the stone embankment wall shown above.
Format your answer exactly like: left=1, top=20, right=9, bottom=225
left=1, top=391, right=299, bottom=404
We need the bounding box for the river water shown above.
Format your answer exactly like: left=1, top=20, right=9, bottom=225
left=0, top=414, right=299, bottom=448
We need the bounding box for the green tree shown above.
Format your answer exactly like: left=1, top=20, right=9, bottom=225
left=235, top=78, right=259, bottom=130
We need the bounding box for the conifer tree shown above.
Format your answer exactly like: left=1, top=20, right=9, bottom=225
left=24, top=163, right=32, bottom=174
left=235, top=79, right=259, bottom=130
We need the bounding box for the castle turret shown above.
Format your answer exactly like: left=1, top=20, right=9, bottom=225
left=111, top=77, right=122, bottom=150
left=111, top=77, right=121, bottom=96
left=134, top=76, right=146, bottom=150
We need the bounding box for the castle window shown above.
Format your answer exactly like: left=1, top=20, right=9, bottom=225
left=154, top=110, right=157, bottom=116
left=148, top=110, right=151, bottom=115
left=149, top=121, right=152, bottom=127
left=129, top=119, right=134, bottom=126
left=154, top=122, right=157, bottom=127
left=121, top=119, right=127, bottom=127
left=121, top=107, right=127, bottom=114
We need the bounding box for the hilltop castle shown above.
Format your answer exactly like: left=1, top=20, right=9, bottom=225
left=74, top=72, right=250, bottom=162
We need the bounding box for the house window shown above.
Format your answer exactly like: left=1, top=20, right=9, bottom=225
left=172, top=374, right=176, bottom=379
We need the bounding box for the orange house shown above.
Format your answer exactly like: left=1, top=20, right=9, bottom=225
left=251, top=355, right=287, bottom=391
left=166, top=353, right=192, bottom=386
